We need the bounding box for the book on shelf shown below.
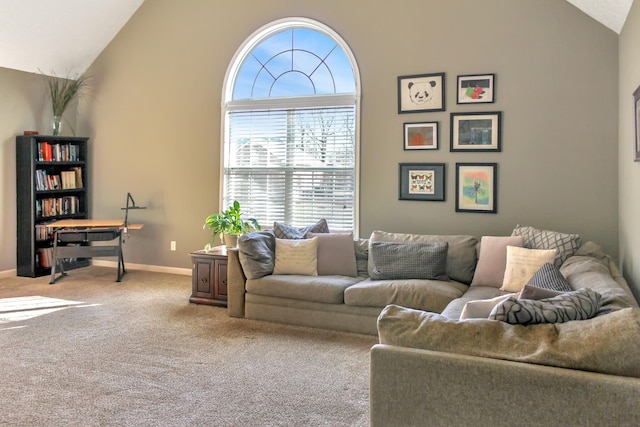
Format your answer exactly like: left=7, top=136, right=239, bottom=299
left=36, top=142, right=81, bottom=162
left=37, top=247, right=54, bottom=268
left=36, top=168, right=83, bottom=190
left=36, top=196, right=79, bottom=218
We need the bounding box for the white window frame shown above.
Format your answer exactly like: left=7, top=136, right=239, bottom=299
left=221, top=17, right=361, bottom=233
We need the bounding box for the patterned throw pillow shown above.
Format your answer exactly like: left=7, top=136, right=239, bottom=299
left=369, top=241, right=449, bottom=281
left=489, top=288, right=602, bottom=325
left=273, top=219, right=329, bottom=239
left=511, top=224, right=581, bottom=267
left=525, top=262, right=572, bottom=292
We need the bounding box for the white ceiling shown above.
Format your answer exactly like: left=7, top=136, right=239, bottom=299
left=0, top=0, right=144, bottom=77
left=0, top=0, right=632, bottom=77
left=566, top=0, right=633, bottom=33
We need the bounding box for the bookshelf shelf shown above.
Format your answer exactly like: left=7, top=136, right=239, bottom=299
left=16, top=135, right=90, bottom=277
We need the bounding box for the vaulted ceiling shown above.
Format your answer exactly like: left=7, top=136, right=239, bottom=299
left=0, top=0, right=633, bottom=78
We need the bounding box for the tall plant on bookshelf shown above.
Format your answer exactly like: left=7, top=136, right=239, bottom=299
left=40, top=70, right=91, bottom=136
left=16, top=135, right=90, bottom=277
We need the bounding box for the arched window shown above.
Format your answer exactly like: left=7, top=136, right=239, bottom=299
left=222, top=18, right=360, bottom=232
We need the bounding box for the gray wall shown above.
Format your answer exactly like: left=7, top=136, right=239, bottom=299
left=0, top=67, right=58, bottom=275
left=618, top=0, right=640, bottom=301
left=0, top=0, right=621, bottom=274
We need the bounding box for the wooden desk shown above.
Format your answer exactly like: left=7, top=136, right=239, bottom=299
left=46, top=219, right=144, bottom=284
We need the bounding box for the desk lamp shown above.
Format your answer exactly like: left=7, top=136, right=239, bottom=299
left=121, top=192, right=147, bottom=234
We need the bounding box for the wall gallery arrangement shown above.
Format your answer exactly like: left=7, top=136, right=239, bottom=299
left=397, top=72, right=500, bottom=213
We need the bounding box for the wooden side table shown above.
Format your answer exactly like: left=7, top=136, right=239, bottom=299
left=189, top=246, right=228, bottom=307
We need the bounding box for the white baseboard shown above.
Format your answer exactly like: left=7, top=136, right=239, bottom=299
left=91, top=260, right=192, bottom=276
left=0, top=269, right=17, bottom=279
left=1, top=263, right=191, bottom=279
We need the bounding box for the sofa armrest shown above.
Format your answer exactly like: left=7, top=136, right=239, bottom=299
left=227, top=248, right=247, bottom=318
left=370, top=344, right=640, bottom=427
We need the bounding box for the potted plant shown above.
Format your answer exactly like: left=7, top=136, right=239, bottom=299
left=40, top=71, right=91, bottom=136
left=203, top=200, right=261, bottom=249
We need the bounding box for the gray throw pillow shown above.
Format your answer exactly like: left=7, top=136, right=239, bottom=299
left=273, top=219, right=329, bottom=239
left=512, top=224, right=581, bottom=267
left=489, top=288, right=602, bottom=325
left=369, top=241, right=449, bottom=281
left=237, top=230, right=276, bottom=279
left=525, top=262, right=572, bottom=292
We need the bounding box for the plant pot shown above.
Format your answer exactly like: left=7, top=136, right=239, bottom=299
left=223, top=234, right=238, bottom=248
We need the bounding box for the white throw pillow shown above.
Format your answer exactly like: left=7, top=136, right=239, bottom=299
left=500, top=246, right=557, bottom=292
left=460, top=294, right=513, bottom=320
left=273, top=237, right=318, bottom=275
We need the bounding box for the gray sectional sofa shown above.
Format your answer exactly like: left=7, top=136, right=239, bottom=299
left=227, top=225, right=640, bottom=425
left=227, top=230, right=479, bottom=335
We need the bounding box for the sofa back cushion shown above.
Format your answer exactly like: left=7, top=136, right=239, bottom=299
left=377, top=304, right=640, bottom=378
left=369, top=231, right=478, bottom=284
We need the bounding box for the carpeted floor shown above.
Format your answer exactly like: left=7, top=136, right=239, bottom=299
left=0, top=267, right=377, bottom=426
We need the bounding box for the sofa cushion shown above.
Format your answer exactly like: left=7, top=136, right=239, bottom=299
left=369, top=241, right=449, bottom=281
left=511, top=224, right=581, bottom=267
left=344, top=278, right=467, bottom=313
left=524, top=263, right=572, bottom=292
left=237, top=230, right=276, bottom=279
left=273, top=219, right=329, bottom=239
left=273, top=238, right=318, bottom=276
left=369, top=231, right=478, bottom=284
left=307, top=232, right=357, bottom=277
left=246, top=274, right=363, bottom=304
left=501, top=246, right=557, bottom=292
left=561, top=254, right=639, bottom=314
left=471, top=236, right=524, bottom=287
left=377, top=304, right=640, bottom=378
left=489, top=288, right=602, bottom=325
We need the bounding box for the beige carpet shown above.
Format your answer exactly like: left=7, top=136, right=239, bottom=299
left=0, top=267, right=377, bottom=426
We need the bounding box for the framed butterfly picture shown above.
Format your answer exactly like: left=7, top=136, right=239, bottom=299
left=399, top=163, right=445, bottom=201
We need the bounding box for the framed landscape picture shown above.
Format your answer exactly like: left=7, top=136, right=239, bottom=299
left=397, top=72, right=445, bottom=113
left=450, top=111, right=501, bottom=152
left=399, top=163, right=446, bottom=201
left=403, top=121, right=439, bottom=150
left=457, top=74, right=495, bottom=104
left=455, top=163, right=497, bottom=213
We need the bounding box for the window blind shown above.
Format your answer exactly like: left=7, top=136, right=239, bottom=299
left=224, top=105, right=356, bottom=231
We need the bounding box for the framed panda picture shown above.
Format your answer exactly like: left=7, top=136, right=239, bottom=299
left=397, top=72, right=445, bottom=113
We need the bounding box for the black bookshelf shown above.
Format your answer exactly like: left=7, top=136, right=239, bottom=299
left=16, top=135, right=90, bottom=277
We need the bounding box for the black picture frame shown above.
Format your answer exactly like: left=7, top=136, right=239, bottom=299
left=455, top=163, right=497, bottom=213
left=634, top=84, right=640, bottom=161
left=399, top=163, right=446, bottom=201
left=403, top=121, right=439, bottom=150
left=457, top=73, right=495, bottom=104
left=450, top=111, right=502, bottom=152
left=397, top=72, right=446, bottom=113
